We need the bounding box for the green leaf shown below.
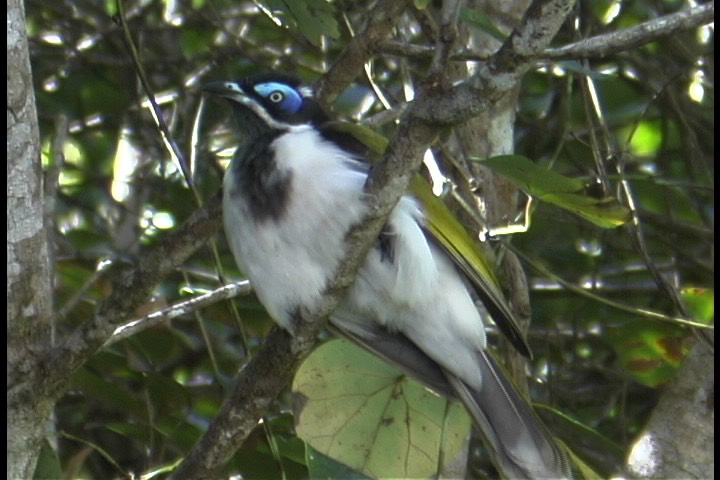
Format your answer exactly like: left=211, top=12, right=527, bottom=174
left=72, top=367, right=146, bottom=418
left=306, top=446, right=371, bottom=480
left=293, top=339, right=470, bottom=479
left=606, top=320, right=689, bottom=387
left=680, top=287, right=714, bottom=325
left=459, top=7, right=507, bottom=42
left=624, top=120, right=663, bottom=156
left=130, top=327, right=182, bottom=366
left=477, top=155, right=632, bottom=228
left=33, top=439, right=63, bottom=480
left=542, top=191, right=632, bottom=229
left=279, top=0, right=340, bottom=47
left=565, top=445, right=607, bottom=480
left=181, top=28, right=213, bottom=58
left=537, top=405, right=623, bottom=478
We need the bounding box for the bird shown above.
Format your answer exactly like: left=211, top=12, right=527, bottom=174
left=202, top=72, right=571, bottom=479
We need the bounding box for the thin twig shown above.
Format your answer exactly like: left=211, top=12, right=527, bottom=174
left=503, top=239, right=712, bottom=330
left=107, top=280, right=251, bottom=345
left=543, top=2, right=713, bottom=60
left=376, top=3, right=713, bottom=63
left=115, top=0, right=197, bottom=195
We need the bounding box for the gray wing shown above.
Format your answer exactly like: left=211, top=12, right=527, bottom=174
left=326, top=321, right=455, bottom=399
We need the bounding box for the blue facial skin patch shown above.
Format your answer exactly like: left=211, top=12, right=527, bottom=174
left=253, top=82, right=303, bottom=115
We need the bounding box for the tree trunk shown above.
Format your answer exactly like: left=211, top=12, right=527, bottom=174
left=626, top=337, right=715, bottom=479
left=8, top=0, right=55, bottom=476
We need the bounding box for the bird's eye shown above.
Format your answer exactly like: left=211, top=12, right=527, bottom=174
left=253, top=82, right=303, bottom=115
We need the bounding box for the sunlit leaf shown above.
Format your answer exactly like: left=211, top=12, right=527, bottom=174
left=293, top=339, right=470, bottom=478
left=476, top=155, right=632, bottom=228
left=680, top=287, right=714, bottom=325
left=624, top=120, right=662, bottom=156
left=606, top=321, right=689, bottom=387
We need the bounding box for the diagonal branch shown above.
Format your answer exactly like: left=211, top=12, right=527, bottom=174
left=544, top=2, right=713, bottom=60
left=376, top=3, right=713, bottom=62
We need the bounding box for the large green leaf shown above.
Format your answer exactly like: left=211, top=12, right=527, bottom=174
left=477, top=155, right=632, bottom=228
left=293, top=339, right=470, bottom=478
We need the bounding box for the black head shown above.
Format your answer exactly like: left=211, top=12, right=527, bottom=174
left=202, top=73, right=328, bottom=131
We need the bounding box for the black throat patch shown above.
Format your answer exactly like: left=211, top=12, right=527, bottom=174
left=228, top=131, right=293, bottom=223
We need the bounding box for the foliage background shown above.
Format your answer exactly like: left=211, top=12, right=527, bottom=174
left=23, top=0, right=713, bottom=478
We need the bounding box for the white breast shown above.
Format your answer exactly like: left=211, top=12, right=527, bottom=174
left=223, top=128, right=368, bottom=329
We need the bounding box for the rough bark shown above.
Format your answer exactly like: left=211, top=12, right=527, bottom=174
left=8, top=0, right=55, bottom=477
left=626, top=337, right=715, bottom=479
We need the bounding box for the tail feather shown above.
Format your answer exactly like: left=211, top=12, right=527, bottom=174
left=447, top=350, right=570, bottom=479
